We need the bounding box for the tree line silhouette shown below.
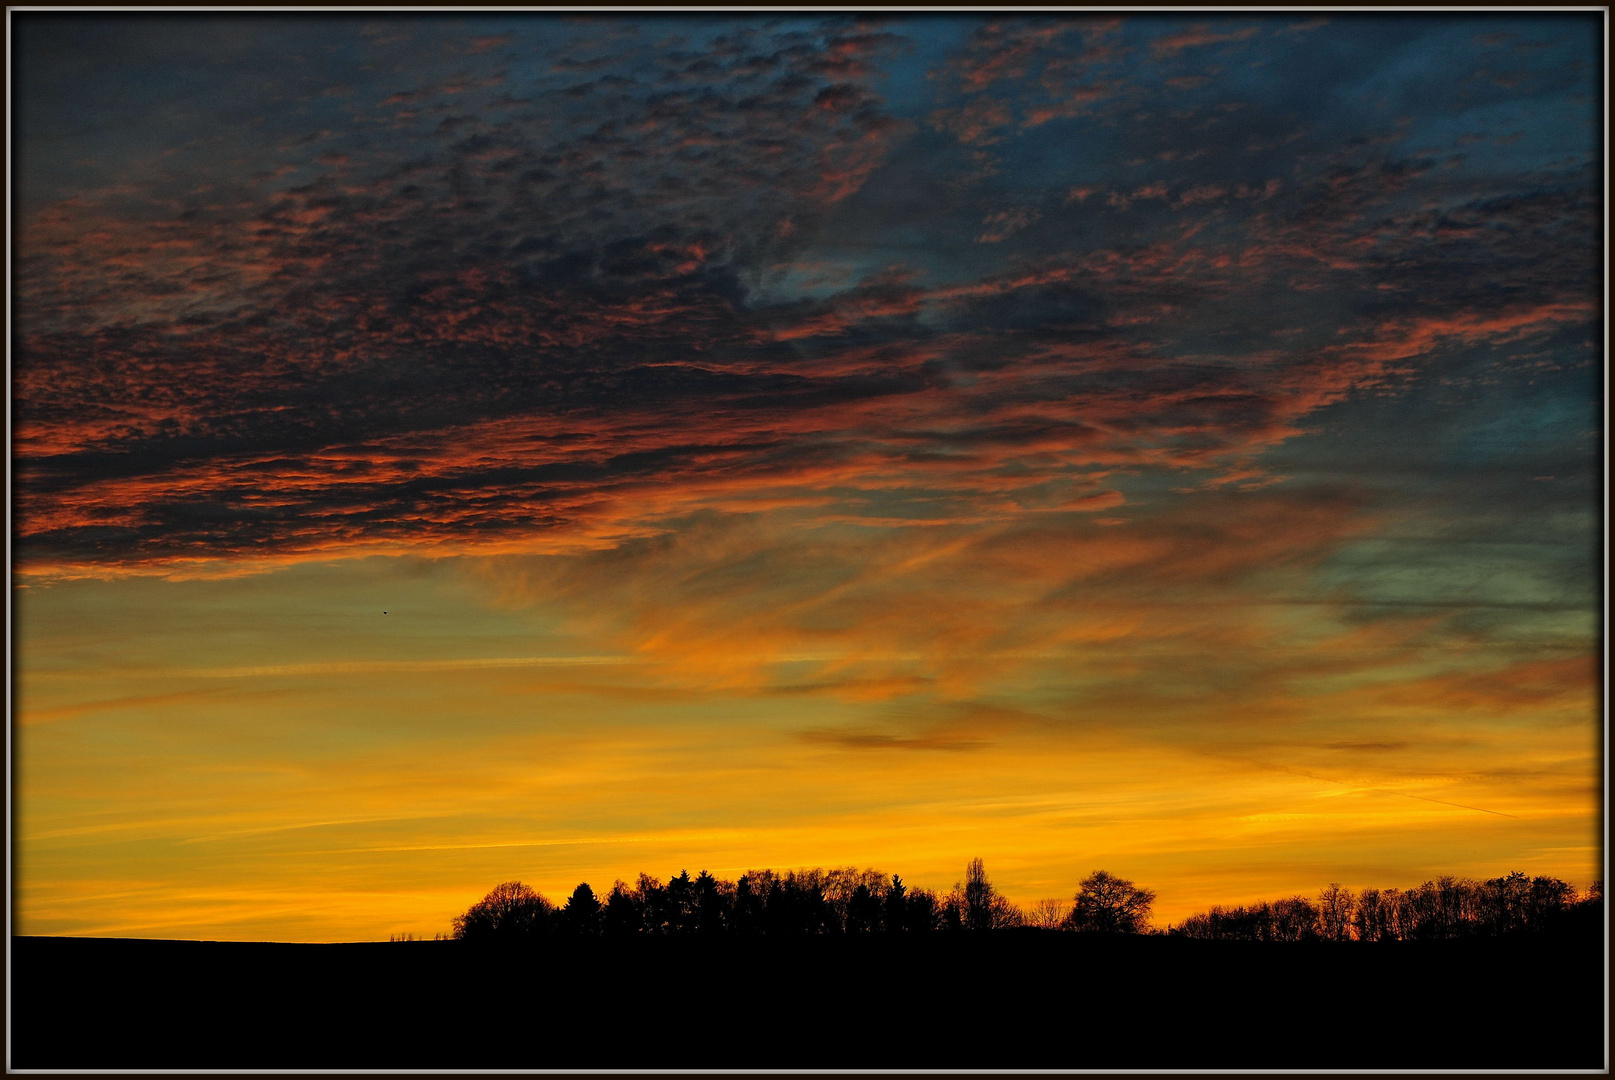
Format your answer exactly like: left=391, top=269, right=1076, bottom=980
left=1170, top=871, right=1602, bottom=942
left=445, top=859, right=1599, bottom=943
left=451, top=860, right=1152, bottom=940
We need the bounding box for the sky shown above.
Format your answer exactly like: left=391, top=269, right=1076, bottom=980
left=11, top=12, right=1603, bottom=941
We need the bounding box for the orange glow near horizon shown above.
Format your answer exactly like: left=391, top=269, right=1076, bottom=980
left=14, top=519, right=1601, bottom=941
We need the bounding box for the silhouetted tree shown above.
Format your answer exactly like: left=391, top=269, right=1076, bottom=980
left=962, top=858, right=996, bottom=932
left=792, top=870, right=835, bottom=934
left=755, top=870, right=835, bottom=934
left=1173, top=908, right=1227, bottom=939
left=664, top=870, right=696, bottom=934
left=1170, top=902, right=1275, bottom=941
left=994, top=896, right=1026, bottom=928
left=1381, top=888, right=1408, bottom=941
left=636, top=873, right=673, bottom=934
left=561, top=882, right=603, bottom=936
left=1525, top=874, right=1574, bottom=931
left=731, top=873, right=766, bottom=934
left=1354, top=888, right=1393, bottom=942
left=762, top=877, right=791, bottom=935
left=817, top=866, right=886, bottom=932
left=603, top=880, right=643, bottom=937
left=945, top=859, right=1023, bottom=932
left=1169, top=912, right=1210, bottom=938
left=1480, top=871, right=1530, bottom=935
left=905, top=886, right=940, bottom=933
left=1201, top=903, right=1261, bottom=941
left=452, top=881, right=554, bottom=941
left=1402, top=880, right=1439, bottom=939
left=846, top=883, right=882, bottom=933
left=453, top=862, right=1593, bottom=948
left=1318, top=883, right=1355, bottom=941
left=883, top=875, right=908, bottom=933
left=693, top=871, right=727, bottom=934
left=1270, top=896, right=1318, bottom=942
left=1247, top=902, right=1276, bottom=942
left=1446, top=876, right=1482, bottom=935
left=1067, top=871, right=1155, bottom=934
left=1400, top=877, right=1478, bottom=940
left=1173, top=871, right=1591, bottom=944
left=1027, top=898, right=1068, bottom=930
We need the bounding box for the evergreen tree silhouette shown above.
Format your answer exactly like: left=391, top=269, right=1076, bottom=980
left=693, top=871, right=727, bottom=934
left=763, top=877, right=790, bottom=935
left=665, top=870, right=696, bottom=934
left=846, top=883, right=881, bottom=933
left=883, top=875, right=908, bottom=933
left=730, top=873, right=763, bottom=935
left=561, top=882, right=603, bottom=936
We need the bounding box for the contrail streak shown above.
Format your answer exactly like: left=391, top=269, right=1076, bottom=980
left=1361, top=787, right=1518, bottom=819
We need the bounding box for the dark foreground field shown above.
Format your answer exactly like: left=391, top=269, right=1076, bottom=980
left=11, top=928, right=1606, bottom=1069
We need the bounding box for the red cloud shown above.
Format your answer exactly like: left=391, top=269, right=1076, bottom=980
left=1150, top=23, right=1260, bottom=59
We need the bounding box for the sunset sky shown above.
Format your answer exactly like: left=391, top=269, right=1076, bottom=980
left=12, top=12, right=1603, bottom=941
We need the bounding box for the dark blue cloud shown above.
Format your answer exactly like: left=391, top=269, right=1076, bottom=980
left=12, top=13, right=1600, bottom=581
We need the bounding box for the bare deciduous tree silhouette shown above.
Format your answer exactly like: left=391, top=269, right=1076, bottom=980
left=1066, top=871, right=1155, bottom=934
left=951, top=858, right=1024, bottom=930
left=1354, top=887, right=1392, bottom=942
left=962, top=858, right=993, bottom=931
left=1170, top=872, right=1599, bottom=942
left=1027, top=898, right=1068, bottom=930
left=452, top=881, right=554, bottom=941
left=1318, top=883, right=1355, bottom=942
